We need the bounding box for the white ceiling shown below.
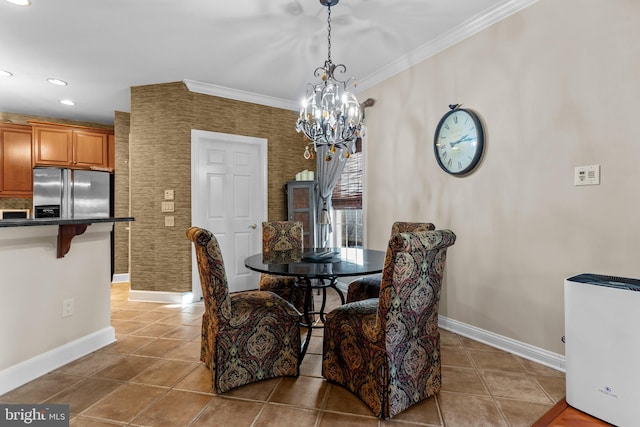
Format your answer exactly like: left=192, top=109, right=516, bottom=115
left=0, top=0, right=536, bottom=125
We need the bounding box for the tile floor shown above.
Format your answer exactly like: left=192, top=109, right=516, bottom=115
left=0, top=283, right=565, bottom=426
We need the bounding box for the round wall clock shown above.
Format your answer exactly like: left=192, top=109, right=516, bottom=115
left=433, top=104, right=484, bottom=175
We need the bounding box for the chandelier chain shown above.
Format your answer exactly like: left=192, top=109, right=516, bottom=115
left=327, top=4, right=332, bottom=63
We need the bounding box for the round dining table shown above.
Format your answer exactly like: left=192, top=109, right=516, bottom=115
left=244, top=247, right=386, bottom=360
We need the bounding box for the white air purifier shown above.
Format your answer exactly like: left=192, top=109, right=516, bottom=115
left=564, top=273, right=640, bottom=427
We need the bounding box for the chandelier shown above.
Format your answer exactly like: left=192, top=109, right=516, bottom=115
left=296, top=0, right=363, bottom=161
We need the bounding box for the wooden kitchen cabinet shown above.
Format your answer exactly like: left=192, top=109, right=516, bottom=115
left=30, top=121, right=112, bottom=170
left=0, top=123, right=33, bottom=198
left=32, top=125, right=71, bottom=167
left=74, top=129, right=109, bottom=168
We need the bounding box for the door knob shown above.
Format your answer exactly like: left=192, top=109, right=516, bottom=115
left=248, top=224, right=257, bottom=229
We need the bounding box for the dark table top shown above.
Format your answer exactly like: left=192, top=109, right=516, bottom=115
left=244, top=247, right=386, bottom=279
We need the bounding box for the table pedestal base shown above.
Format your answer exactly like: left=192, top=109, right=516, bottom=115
left=295, top=277, right=345, bottom=363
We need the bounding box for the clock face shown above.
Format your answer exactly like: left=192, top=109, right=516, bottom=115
left=434, top=108, right=484, bottom=175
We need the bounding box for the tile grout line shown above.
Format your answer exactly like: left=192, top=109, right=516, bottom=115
left=3, top=283, right=564, bottom=426
left=74, top=299, right=203, bottom=425
left=461, top=345, right=513, bottom=427
left=433, top=393, right=445, bottom=427
left=314, top=381, right=333, bottom=427
left=513, top=354, right=559, bottom=407
left=248, top=376, right=283, bottom=427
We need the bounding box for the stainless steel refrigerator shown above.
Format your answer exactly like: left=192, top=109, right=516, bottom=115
left=33, top=167, right=110, bottom=218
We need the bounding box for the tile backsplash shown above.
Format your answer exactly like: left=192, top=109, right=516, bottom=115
left=0, top=198, right=31, bottom=211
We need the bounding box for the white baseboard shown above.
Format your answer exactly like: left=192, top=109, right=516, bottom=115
left=128, top=289, right=192, bottom=304
left=0, top=327, right=116, bottom=395
left=332, top=285, right=564, bottom=372
left=439, top=315, right=565, bottom=372
left=111, top=273, right=130, bottom=283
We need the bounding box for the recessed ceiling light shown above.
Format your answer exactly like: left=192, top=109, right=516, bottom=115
left=5, top=0, right=31, bottom=5
left=47, top=78, right=68, bottom=86
left=0, top=70, right=13, bottom=77
left=59, top=99, right=76, bottom=106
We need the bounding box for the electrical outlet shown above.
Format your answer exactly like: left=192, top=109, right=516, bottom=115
left=165, top=216, right=175, bottom=227
left=62, top=298, right=74, bottom=318
left=164, top=189, right=174, bottom=200
left=161, top=201, right=174, bottom=212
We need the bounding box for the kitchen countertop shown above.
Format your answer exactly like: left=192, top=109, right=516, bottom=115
left=0, top=217, right=134, bottom=228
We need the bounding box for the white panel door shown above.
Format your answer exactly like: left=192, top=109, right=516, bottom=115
left=191, top=130, right=267, bottom=296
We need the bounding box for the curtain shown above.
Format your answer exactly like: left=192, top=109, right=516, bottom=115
left=315, top=141, right=355, bottom=247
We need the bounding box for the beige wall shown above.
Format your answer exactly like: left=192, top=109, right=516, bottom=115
left=129, top=82, right=313, bottom=293
left=361, top=0, right=640, bottom=355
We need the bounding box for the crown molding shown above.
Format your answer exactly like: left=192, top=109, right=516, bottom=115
left=183, top=79, right=299, bottom=111
left=356, top=0, right=540, bottom=93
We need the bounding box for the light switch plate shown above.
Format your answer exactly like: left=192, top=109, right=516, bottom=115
left=165, top=216, right=174, bottom=227
left=164, top=189, right=174, bottom=200
left=161, top=201, right=174, bottom=212
left=574, top=165, right=600, bottom=186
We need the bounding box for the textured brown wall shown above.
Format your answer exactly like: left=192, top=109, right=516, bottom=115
left=113, top=111, right=130, bottom=275
left=129, top=82, right=313, bottom=293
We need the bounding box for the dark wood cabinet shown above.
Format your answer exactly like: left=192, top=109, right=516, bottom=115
left=286, top=180, right=318, bottom=250
left=0, top=123, right=33, bottom=198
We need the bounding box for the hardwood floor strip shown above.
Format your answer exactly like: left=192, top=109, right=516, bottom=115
left=531, top=399, right=569, bottom=427
left=532, top=398, right=614, bottom=427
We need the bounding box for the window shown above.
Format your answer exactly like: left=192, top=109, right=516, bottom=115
left=330, top=138, right=363, bottom=248
left=331, top=209, right=363, bottom=248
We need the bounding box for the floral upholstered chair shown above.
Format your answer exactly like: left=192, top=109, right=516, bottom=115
left=322, top=229, right=456, bottom=419
left=259, top=221, right=306, bottom=312
left=346, top=221, right=435, bottom=303
left=186, top=226, right=300, bottom=393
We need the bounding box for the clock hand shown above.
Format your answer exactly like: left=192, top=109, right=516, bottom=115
left=450, top=135, right=476, bottom=148
left=449, top=134, right=470, bottom=148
